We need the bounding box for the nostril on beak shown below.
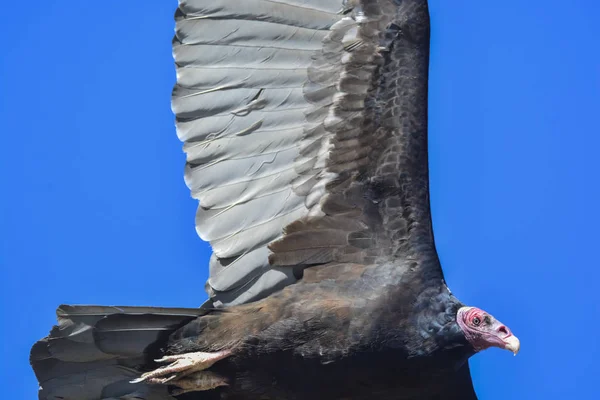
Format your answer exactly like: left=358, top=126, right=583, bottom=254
left=497, top=325, right=509, bottom=336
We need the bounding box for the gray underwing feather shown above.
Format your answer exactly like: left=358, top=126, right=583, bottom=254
left=173, top=0, right=444, bottom=308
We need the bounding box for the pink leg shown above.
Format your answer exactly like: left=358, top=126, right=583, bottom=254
left=130, top=350, right=231, bottom=385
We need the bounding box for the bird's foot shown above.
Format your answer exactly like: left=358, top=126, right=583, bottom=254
left=130, top=350, right=231, bottom=386
left=146, top=371, right=228, bottom=395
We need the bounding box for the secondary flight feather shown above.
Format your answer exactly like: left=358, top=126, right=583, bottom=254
left=30, top=1, right=520, bottom=399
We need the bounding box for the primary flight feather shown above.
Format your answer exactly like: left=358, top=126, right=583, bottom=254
left=30, top=1, right=519, bottom=399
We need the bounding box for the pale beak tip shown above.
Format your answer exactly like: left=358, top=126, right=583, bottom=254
left=504, top=335, right=521, bottom=356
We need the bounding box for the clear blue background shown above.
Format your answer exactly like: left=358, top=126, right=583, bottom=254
left=1, top=1, right=598, bottom=399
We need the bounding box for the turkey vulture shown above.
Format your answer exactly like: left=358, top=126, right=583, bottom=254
left=30, top=1, right=520, bottom=399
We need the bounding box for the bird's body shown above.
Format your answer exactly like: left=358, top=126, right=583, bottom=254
left=168, top=267, right=473, bottom=400
left=30, top=1, right=519, bottom=399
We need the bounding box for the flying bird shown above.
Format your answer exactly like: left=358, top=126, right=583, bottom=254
left=30, top=0, right=520, bottom=399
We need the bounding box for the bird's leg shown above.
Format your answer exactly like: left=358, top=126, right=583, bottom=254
left=130, top=350, right=231, bottom=385
left=169, top=371, right=229, bottom=395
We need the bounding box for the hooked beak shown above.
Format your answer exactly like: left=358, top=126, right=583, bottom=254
left=503, top=335, right=521, bottom=355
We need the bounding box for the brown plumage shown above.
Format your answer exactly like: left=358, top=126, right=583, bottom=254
left=30, top=1, right=519, bottom=399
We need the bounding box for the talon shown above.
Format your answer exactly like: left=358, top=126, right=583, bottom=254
left=154, top=355, right=181, bottom=362
left=130, top=350, right=231, bottom=385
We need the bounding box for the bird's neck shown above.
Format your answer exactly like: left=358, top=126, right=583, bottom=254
left=376, top=281, right=474, bottom=363
left=407, top=288, right=474, bottom=363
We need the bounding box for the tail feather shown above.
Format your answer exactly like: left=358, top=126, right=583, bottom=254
left=30, top=305, right=204, bottom=400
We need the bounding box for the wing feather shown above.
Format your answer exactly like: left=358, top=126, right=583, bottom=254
left=174, top=0, right=348, bottom=306
left=173, top=0, right=442, bottom=307
left=31, top=306, right=203, bottom=400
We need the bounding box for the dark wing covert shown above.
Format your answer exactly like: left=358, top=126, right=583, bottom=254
left=173, top=0, right=442, bottom=307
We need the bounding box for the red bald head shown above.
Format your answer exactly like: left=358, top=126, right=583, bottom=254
left=456, top=306, right=520, bottom=355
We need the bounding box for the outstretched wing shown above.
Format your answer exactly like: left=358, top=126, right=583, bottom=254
left=173, top=0, right=440, bottom=307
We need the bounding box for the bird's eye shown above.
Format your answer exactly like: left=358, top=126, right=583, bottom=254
left=472, top=317, right=481, bottom=326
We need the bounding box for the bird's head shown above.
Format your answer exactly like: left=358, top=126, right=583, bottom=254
left=456, top=306, right=520, bottom=355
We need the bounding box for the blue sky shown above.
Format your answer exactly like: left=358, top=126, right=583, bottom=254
left=1, top=1, right=598, bottom=399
